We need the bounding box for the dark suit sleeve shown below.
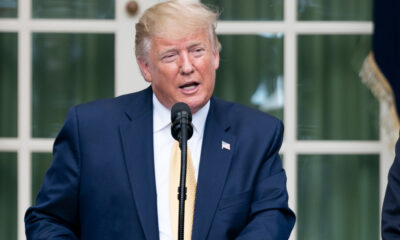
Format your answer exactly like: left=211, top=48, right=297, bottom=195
left=382, top=135, right=400, bottom=240
left=236, top=121, right=295, bottom=240
left=25, top=107, right=81, bottom=239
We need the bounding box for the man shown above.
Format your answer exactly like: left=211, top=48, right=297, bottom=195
left=25, top=1, right=295, bottom=239
left=382, top=135, right=400, bottom=239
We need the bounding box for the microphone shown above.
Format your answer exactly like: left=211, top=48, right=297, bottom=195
left=171, top=102, right=193, bottom=142
left=170, top=102, right=193, bottom=240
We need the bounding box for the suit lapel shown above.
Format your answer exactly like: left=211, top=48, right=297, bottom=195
left=192, top=98, right=236, bottom=240
left=120, top=88, right=159, bottom=240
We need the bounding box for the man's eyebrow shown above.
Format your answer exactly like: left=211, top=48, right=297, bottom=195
left=159, top=48, right=178, bottom=56
left=188, top=42, right=204, bottom=49
left=158, top=42, right=205, bottom=56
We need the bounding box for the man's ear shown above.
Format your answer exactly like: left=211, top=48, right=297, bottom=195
left=213, top=50, right=220, bottom=70
left=137, top=57, right=152, bottom=83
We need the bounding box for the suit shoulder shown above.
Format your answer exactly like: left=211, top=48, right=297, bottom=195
left=70, top=88, right=151, bottom=123
left=77, top=88, right=148, bottom=111
left=213, top=96, right=282, bottom=128
left=76, top=91, right=139, bottom=110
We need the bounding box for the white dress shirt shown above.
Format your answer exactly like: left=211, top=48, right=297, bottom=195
left=152, top=94, right=209, bottom=240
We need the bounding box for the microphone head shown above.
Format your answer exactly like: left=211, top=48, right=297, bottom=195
left=171, top=102, right=193, bottom=141
left=171, top=102, right=192, bottom=122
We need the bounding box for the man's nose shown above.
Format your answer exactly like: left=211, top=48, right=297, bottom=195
left=179, top=52, right=194, bottom=75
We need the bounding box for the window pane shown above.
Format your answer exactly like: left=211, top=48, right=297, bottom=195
left=32, top=0, right=114, bottom=19
left=32, top=33, right=115, bottom=138
left=0, top=152, right=17, bottom=240
left=297, top=155, right=379, bottom=240
left=31, top=153, right=52, bottom=205
left=0, top=32, right=17, bottom=137
left=0, top=0, right=17, bottom=18
left=215, top=34, right=284, bottom=120
left=201, top=0, right=283, bottom=20
left=297, top=35, right=378, bottom=140
left=298, top=0, right=372, bottom=21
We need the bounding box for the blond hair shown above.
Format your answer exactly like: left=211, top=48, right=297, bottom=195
left=135, top=0, right=221, bottom=58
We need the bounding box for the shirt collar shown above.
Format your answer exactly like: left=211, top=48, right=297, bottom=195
left=152, top=93, right=210, bottom=136
left=192, top=98, right=210, bottom=138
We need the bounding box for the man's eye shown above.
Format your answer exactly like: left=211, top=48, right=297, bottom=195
left=162, top=54, right=176, bottom=62
left=192, top=48, right=205, bottom=56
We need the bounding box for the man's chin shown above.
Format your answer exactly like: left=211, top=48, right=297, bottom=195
left=174, top=94, right=210, bottom=113
left=187, top=101, right=208, bottom=114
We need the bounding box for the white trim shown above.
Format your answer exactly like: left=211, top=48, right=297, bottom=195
left=115, top=0, right=150, bottom=96
left=1, top=139, right=384, bottom=154
left=17, top=0, right=32, bottom=238
left=379, top=101, right=397, bottom=240
left=0, top=139, right=53, bottom=151
left=18, top=27, right=31, bottom=145
left=292, top=22, right=373, bottom=34
left=0, top=20, right=116, bottom=32
left=285, top=0, right=296, bottom=23
left=284, top=28, right=298, bottom=240
left=0, top=139, right=385, bottom=154
left=17, top=150, right=31, bottom=240
left=283, top=0, right=297, bottom=237
left=293, top=141, right=382, bottom=154
left=0, top=20, right=373, bottom=34
left=286, top=152, right=297, bottom=240
left=0, top=139, right=20, bottom=150
left=217, top=22, right=372, bottom=34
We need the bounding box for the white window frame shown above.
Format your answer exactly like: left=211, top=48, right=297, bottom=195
left=0, top=0, right=391, bottom=240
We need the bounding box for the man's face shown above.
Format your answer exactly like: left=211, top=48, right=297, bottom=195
left=137, top=29, right=220, bottom=114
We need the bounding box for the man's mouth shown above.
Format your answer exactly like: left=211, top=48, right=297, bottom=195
left=180, top=82, right=199, bottom=91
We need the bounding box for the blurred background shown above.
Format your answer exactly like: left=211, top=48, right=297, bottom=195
left=0, top=0, right=396, bottom=239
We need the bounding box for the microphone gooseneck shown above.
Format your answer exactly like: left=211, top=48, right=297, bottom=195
left=170, top=102, right=193, bottom=240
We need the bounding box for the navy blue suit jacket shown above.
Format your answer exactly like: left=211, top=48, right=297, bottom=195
left=25, top=87, right=295, bottom=239
left=382, top=135, right=400, bottom=239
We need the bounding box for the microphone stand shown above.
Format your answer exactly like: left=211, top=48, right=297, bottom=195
left=178, top=117, right=188, bottom=240
left=171, top=102, right=193, bottom=240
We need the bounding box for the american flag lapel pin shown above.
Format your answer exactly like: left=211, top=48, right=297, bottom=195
left=222, top=141, right=230, bottom=150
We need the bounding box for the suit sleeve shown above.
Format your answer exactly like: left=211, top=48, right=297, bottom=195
left=236, top=120, right=296, bottom=240
left=382, top=134, right=400, bottom=240
left=25, top=107, right=81, bottom=239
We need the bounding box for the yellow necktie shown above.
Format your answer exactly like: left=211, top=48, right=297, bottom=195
left=169, top=141, right=197, bottom=240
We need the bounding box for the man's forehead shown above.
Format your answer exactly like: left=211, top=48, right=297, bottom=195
left=158, top=41, right=202, bottom=53
left=151, top=30, right=210, bottom=50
